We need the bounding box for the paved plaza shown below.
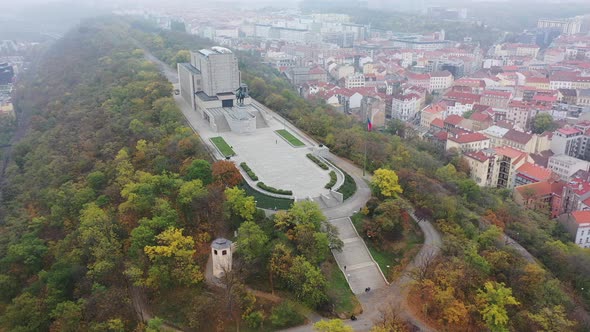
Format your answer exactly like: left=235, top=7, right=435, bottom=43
left=173, top=91, right=331, bottom=199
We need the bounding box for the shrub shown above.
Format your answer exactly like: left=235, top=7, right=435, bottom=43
left=257, top=182, right=292, bottom=196
left=270, top=301, right=305, bottom=328
left=240, top=162, right=258, bottom=181
left=307, top=153, right=329, bottom=170
left=325, top=171, right=337, bottom=189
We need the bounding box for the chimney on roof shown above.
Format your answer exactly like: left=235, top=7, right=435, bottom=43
left=580, top=183, right=583, bottom=191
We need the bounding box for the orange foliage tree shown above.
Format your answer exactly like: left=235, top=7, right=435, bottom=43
left=211, top=160, right=242, bottom=188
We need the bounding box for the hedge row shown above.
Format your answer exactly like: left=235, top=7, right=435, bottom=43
left=306, top=154, right=329, bottom=170
left=325, top=171, right=337, bottom=189
left=257, top=182, right=293, bottom=196
left=240, top=162, right=258, bottom=181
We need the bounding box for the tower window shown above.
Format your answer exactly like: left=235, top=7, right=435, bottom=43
left=214, top=250, right=218, bottom=255
left=222, top=250, right=227, bottom=255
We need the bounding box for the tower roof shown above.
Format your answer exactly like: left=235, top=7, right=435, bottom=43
left=212, top=238, right=232, bottom=249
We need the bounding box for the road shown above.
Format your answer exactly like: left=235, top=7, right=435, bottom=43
left=142, top=48, right=443, bottom=331
left=141, top=46, right=542, bottom=332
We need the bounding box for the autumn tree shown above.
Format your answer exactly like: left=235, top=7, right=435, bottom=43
left=527, top=305, right=575, bottom=332
left=212, top=160, right=242, bottom=187
left=476, top=281, right=520, bottom=332
left=268, top=243, right=294, bottom=294
left=371, top=168, right=403, bottom=198
left=143, top=227, right=203, bottom=289
left=313, top=319, right=353, bottom=332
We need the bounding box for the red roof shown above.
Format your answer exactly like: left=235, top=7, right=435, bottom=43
left=516, top=162, right=553, bottom=181
left=431, top=118, right=445, bottom=128
left=444, top=114, right=464, bottom=126
left=308, top=66, right=326, bottom=75
left=494, top=146, right=526, bottom=161
left=444, top=91, right=482, bottom=104
left=469, top=112, right=492, bottom=122
left=449, top=132, right=488, bottom=144
left=464, top=150, right=492, bottom=162
left=483, top=90, right=512, bottom=98
left=515, top=180, right=564, bottom=197
left=504, top=129, right=533, bottom=145
left=557, top=127, right=582, bottom=135
left=434, top=131, right=448, bottom=141
left=571, top=211, right=590, bottom=224
left=527, top=77, right=550, bottom=84
left=406, top=72, right=430, bottom=80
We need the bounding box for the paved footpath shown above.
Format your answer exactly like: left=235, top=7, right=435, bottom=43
left=330, top=217, right=387, bottom=294
left=143, top=47, right=440, bottom=331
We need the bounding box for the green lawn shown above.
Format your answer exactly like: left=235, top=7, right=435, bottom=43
left=323, top=258, right=361, bottom=316
left=210, top=136, right=235, bottom=157
left=275, top=129, right=305, bottom=147
left=241, top=182, right=294, bottom=210
left=336, top=168, right=357, bottom=200
left=351, top=212, right=423, bottom=282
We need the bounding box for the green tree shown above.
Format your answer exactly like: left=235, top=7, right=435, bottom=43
left=78, top=203, right=122, bottom=278
left=476, top=281, right=520, bottom=332
left=314, top=319, right=353, bottom=332
left=435, top=164, right=459, bottom=182
left=50, top=300, right=85, bottom=332
left=532, top=113, right=557, bottom=134
left=225, top=187, right=256, bottom=221
left=0, top=292, right=48, bottom=331
left=236, top=221, right=269, bottom=262
left=178, top=179, right=207, bottom=205
left=287, top=256, right=327, bottom=308
left=184, top=159, right=212, bottom=184
left=371, top=168, right=403, bottom=198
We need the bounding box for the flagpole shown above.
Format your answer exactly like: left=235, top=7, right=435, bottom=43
left=363, top=132, right=367, bottom=177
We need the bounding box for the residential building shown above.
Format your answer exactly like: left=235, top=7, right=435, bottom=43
left=420, top=102, right=446, bottom=127
left=561, top=176, right=590, bottom=213
left=429, top=70, right=454, bottom=93
left=288, top=66, right=328, bottom=85
left=491, top=146, right=530, bottom=189
left=446, top=132, right=490, bottom=152
left=345, top=73, right=366, bottom=88
left=578, top=89, right=590, bottom=106
left=480, top=90, right=512, bottom=109
left=464, top=150, right=495, bottom=187
left=391, top=93, right=421, bottom=122
left=480, top=125, right=510, bottom=148
left=538, top=17, right=583, bottom=35
left=514, top=162, right=554, bottom=187
left=551, top=127, right=583, bottom=157
left=513, top=181, right=564, bottom=217
left=548, top=154, right=590, bottom=180
left=559, top=211, right=590, bottom=249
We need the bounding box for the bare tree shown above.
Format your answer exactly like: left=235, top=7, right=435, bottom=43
left=406, top=250, right=438, bottom=282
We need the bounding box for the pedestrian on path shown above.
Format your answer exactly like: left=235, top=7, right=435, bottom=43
left=344, top=265, right=346, bottom=271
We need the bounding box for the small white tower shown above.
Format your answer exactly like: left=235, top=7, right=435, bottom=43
left=211, top=238, right=233, bottom=278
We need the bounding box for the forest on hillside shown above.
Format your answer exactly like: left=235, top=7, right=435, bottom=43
left=132, top=21, right=590, bottom=331
left=0, top=18, right=362, bottom=331
left=3, top=15, right=590, bottom=332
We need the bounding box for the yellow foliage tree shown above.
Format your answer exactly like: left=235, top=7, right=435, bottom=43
left=144, top=227, right=203, bottom=289
left=371, top=168, right=403, bottom=198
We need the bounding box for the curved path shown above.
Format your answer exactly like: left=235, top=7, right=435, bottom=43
left=282, top=154, right=443, bottom=332
left=142, top=47, right=443, bottom=331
